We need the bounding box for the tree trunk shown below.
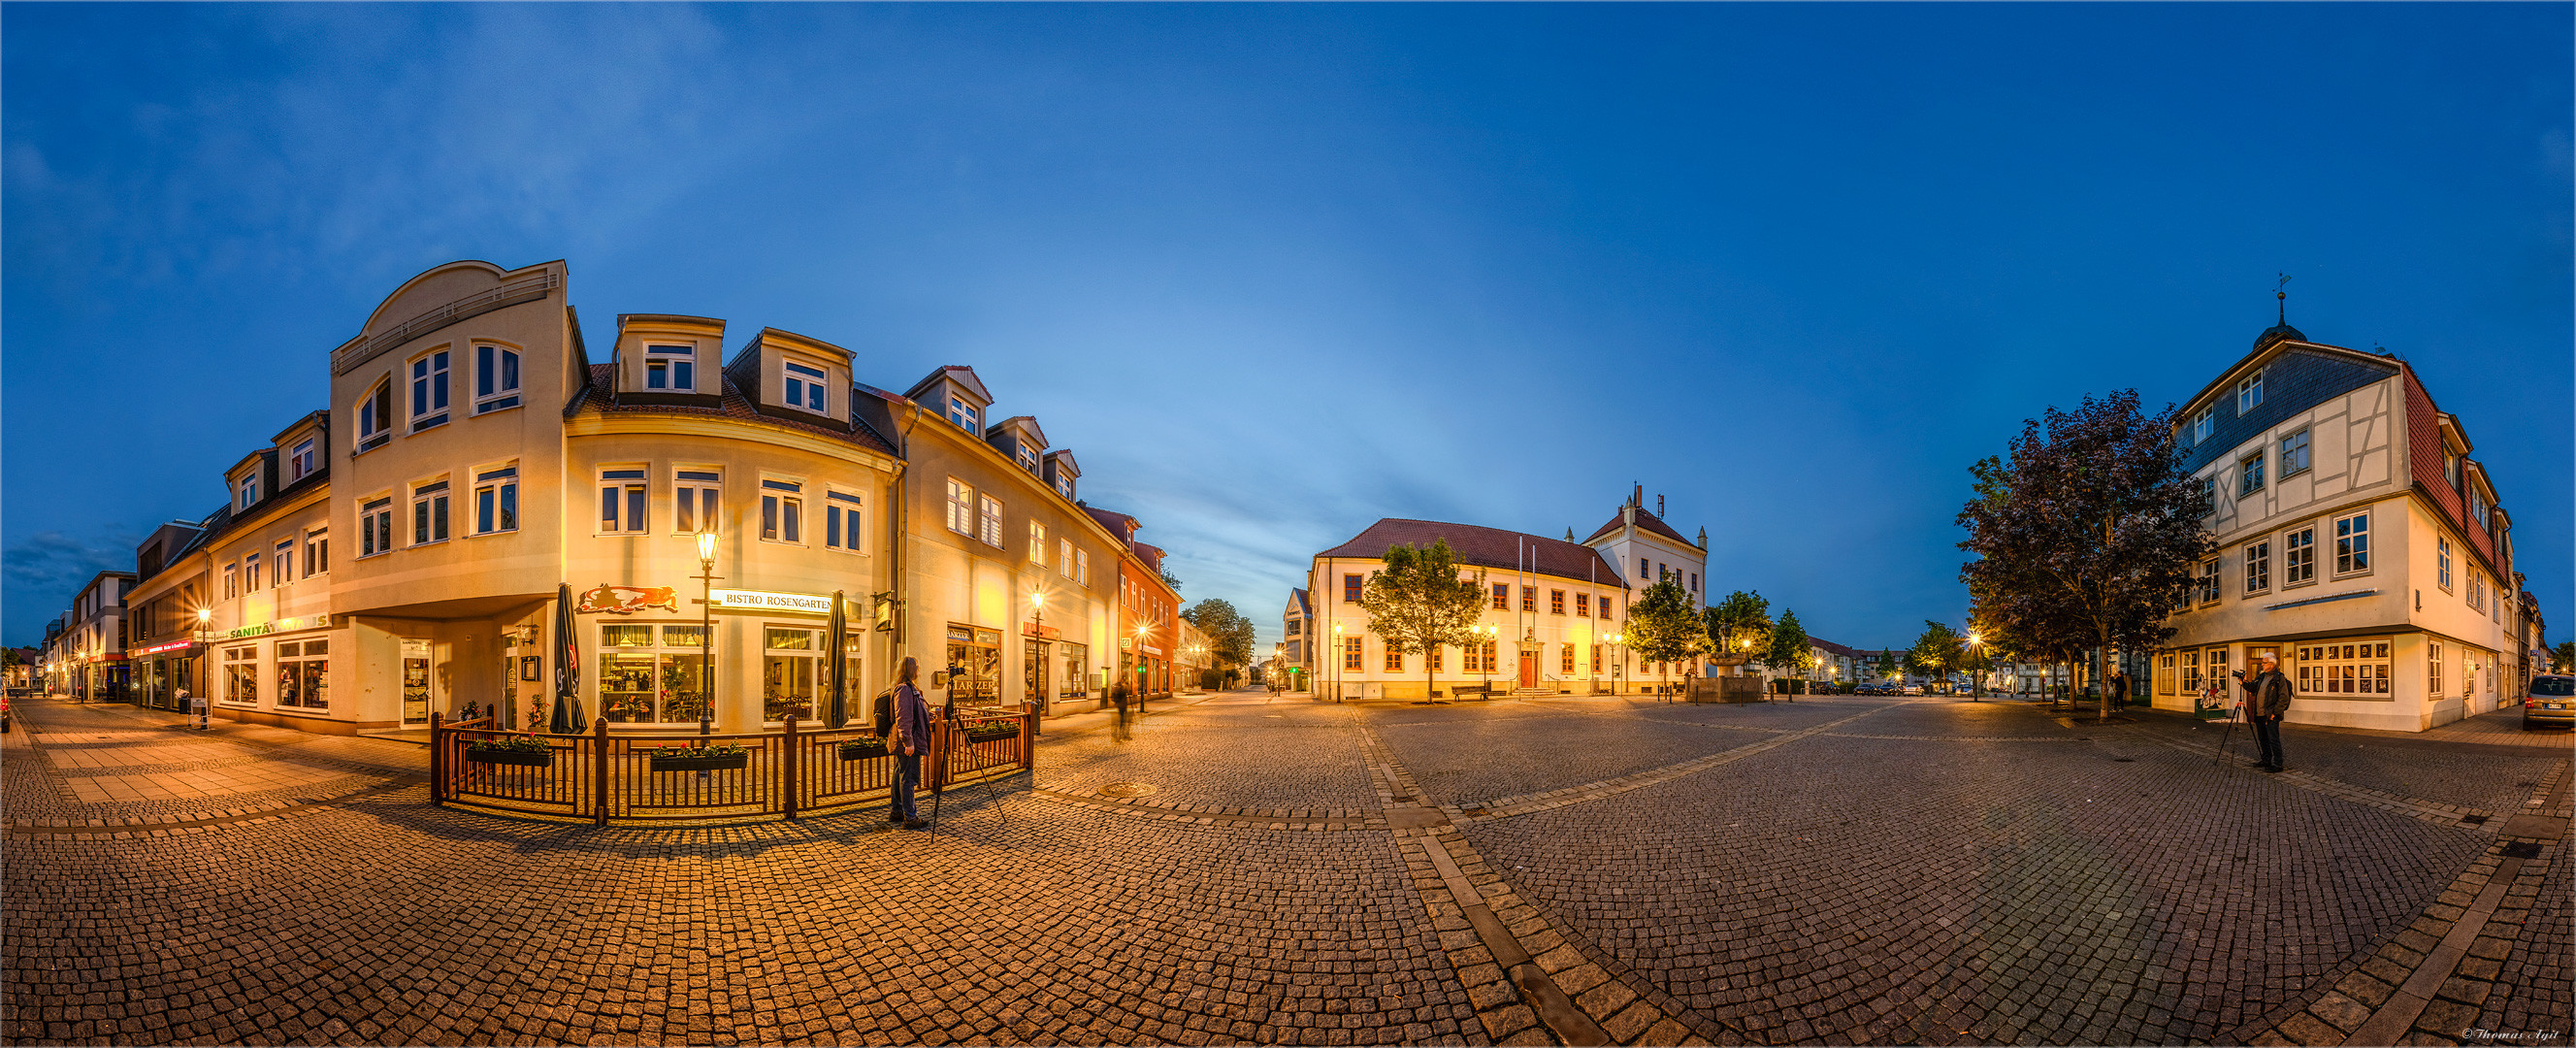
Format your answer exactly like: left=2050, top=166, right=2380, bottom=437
left=2094, top=635, right=2110, bottom=720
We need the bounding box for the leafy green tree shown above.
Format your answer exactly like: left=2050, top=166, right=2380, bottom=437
left=1907, top=620, right=1966, bottom=691
left=1180, top=599, right=1257, bottom=669
left=1356, top=540, right=1486, bottom=704
left=1625, top=577, right=1705, bottom=698
left=2554, top=639, right=2574, bottom=675
left=1760, top=609, right=1814, bottom=695
left=1158, top=565, right=1184, bottom=594
left=1705, top=590, right=1772, bottom=671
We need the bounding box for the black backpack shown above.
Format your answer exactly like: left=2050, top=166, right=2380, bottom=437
left=871, top=688, right=896, bottom=737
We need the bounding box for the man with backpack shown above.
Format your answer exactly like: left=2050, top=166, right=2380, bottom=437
left=884, top=657, right=930, bottom=829
left=2232, top=650, right=2294, bottom=772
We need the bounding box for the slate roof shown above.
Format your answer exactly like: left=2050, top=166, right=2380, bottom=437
left=568, top=364, right=899, bottom=458
left=1319, top=519, right=1629, bottom=589
left=1288, top=588, right=1310, bottom=616
left=1581, top=505, right=1697, bottom=550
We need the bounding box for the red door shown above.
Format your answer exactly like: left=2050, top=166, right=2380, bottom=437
left=1518, top=654, right=1538, bottom=689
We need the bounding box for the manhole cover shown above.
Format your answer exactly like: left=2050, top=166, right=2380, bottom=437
left=1096, top=782, right=1158, bottom=799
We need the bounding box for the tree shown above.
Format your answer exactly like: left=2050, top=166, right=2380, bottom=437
left=1761, top=609, right=1814, bottom=695
left=1625, top=578, right=1705, bottom=699
left=1907, top=620, right=1965, bottom=692
left=1180, top=599, right=1257, bottom=669
left=1356, top=540, right=1486, bottom=704
left=1705, top=590, right=1772, bottom=672
left=2553, top=639, right=2574, bottom=675
left=1958, top=390, right=2214, bottom=718
left=1158, top=565, right=1184, bottom=594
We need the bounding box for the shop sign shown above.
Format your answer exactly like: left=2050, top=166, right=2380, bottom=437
left=225, top=614, right=329, bottom=640
left=132, top=639, right=197, bottom=657
left=1021, top=622, right=1060, bottom=639
left=1139, top=644, right=1164, bottom=657
left=712, top=589, right=834, bottom=615
left=576, top=583, right=680, bottom=615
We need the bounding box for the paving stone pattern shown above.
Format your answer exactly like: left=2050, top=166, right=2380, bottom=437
left=3, top=692, right=2566, bottom=1046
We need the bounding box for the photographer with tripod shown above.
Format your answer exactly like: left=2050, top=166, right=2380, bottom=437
left=2231, top=651, right=2294, bottom=773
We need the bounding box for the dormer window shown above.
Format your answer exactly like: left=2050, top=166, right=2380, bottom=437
left=474, top=344, right=521, bottom=413
left=645, top=344, right=696, bottom=392
left=1053, top=472, right=1073, bottom=500
left=288, top=440, right=315, bottom=483
left=2236, top=370, right=2265, bottom=414
left=410, top=348, right=451, bottom=432
left=1016, top=443, right=1038, bottom=472
left=948, top=394, right=979, bottom=431
left=2444, top=448, right=2461, bottom=488
left=357, top=379, right=393, bottom=453
left=237, top=475, right=259, bottom=509
left=783, top=362, right=828, bottom=414
left=2193, top=409, right=2213, bottom=443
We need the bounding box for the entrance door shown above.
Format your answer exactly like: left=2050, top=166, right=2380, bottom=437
left=401, top=639, right=432, bottom=724
left=1024, top=639, right=1049, bottom=713
left=1517, top=654, right=1538, bottom=689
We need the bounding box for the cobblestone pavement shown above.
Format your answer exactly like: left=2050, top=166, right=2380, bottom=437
left=4, top=692, right=2566, bottom=1046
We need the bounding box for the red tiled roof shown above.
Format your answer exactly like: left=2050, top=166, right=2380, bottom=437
left=1582, top=505, right=1696, bottom=549
left=567, top=363, right=898, bottom=457
left=1809, top=638, right=1872, bottom=659
left=1319, top=518, right=1630, bottom=589
left=1083, top=506, right=1138, bottom=539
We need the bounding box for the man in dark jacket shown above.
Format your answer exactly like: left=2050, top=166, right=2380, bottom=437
left=2234, top=651, right=2294, bottom=772
left=889, top=657, right=930, bottom=829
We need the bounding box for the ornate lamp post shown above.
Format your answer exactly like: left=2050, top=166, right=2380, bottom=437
left=1028, top=589, right=1049, bottom=721
left=1966, top=633, right=1985, bottom=702
left=695, top=530, right=721, bottom=736
left=1330, top=621, right=1344, bottom=704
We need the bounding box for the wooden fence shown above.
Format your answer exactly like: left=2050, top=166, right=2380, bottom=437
left=429, top=710, right=1033, bottom=826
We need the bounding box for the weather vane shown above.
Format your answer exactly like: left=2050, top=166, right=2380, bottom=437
left=2275, top=273, right=2291, bottom=324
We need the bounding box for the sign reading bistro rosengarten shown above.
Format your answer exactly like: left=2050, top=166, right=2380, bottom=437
left=711, top=589, right=837, bottom=615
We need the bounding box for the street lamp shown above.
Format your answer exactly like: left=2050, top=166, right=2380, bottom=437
left=1330, top=621, right=1344, bottom=704
left=1966, top=633, right=1985, bottom=702
left=1133, top=623, right=1153, bottom=709
left=1606, top=631, right=1624, bottom=696
left=1474, top=623, right=1497, bottom=693
left=695, top=530, right=720, bottom=736
left=1028, top=589, right=1049, bottom=721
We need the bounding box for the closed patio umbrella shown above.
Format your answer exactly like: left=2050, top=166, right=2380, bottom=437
left=827, top=590, right=849, bottom=728
left=549, top=583, right=586, bottom=734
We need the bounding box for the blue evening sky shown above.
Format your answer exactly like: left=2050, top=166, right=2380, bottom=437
left=5, top=4, right=2568, bottom=651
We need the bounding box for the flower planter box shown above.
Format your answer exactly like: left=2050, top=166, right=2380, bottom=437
left=648, top=754, right=749, bottom=773
left=836, top=743, right=888, bottom=762
left=466, top=748, right=555, bottom=768
left=962, top=728, right=1018, bottom=744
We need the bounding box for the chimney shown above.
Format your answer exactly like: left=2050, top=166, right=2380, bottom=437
left=1631, top=482, right=1642, bottom=508
left=1657, top=494, right=1665, bottom=517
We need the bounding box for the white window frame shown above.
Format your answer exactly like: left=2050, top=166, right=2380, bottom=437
left=276, top=540, right=294, bottom=585
left=2283, top=525, right=2316, bottom=587
left=245, top=552, right=262, bottom=592
left=238, top=474, right=259, bottom=509
left=410, top=479, right=451, bottom=546
left=360, top=497, right=394, bottom=558
left=1058, top=539, right=1074, bottom=579
left=2236, top=371, right=2265, bottom=414
left=2332, top=511, right=2371, bottom=576
left=1053, top=472, right=1073, bottom=499
left=222, top=563, right=239, bottom=600
left=761, top=478, right=806, bottom=544
left=304, top=527, right=328, bottom=578
left=782, top=361, right=828, bottom=415
left=944, top=478, right=973, bottom=537
left=2237, top=452, right=2265, bottom=497
left=473, top=464, right=519, bottom=536
left=222, top=645, right=260, bottom=706
left=1029, top=521, right=1048, bottom=567
left=825, top=489, right=864, bottom=553
left=948, top=394, right=979, bottom=431
left=473, top=343, right=522, bottom=414
left=978, top=494, right=1003, bottom=547
left=674, top=468, right=723, bottom=535
left=2193, top=409, right=2213, bottom=443
left=644, top=344, right=697, bottom=392
left=2197, top=558, right=2220, bottom=606
left=599, top=468, right=647, bottom=535
left=2436, top=536, right=2453, bottom=592
left=356, top=378, right=394, bottom=454
left=1076, top=548, right=1091, bottom=587
left=1017, top=443, right=1039, bottom=473
left=408, top=347, right=452, bottom=432
left=2279, top=429, right=2310, bottom=477
left=288, top=439, right=316, bottom=483
left=2242, top=540, right=2269, bottom=595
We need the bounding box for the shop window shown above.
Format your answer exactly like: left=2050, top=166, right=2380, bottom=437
left=945, top=624, right=1003, bottom=708
left=1059, top=641, right=1091, bottom=699
left=223, top=646, right=259, bottom=705
left=761, top=627, right=822, bottom=723
left=2294, top=641, right=2389, bottom=696
left=597, top=624, right=710, bottom=725
left=276, top=639, right=328, bottom=709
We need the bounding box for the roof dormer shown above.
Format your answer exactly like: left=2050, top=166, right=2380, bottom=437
left=612, top=314, right=726, bottom=409
left=1043, top=449, right=1080, bottom=502
left=271, top=410, right=330, bottom=489
left=904, top=366, right=995, bottom=436
left=724, top=327, right=854, bottom=430
left=225, top=449, right=278, bottom=514
left=986, top=415, right=1049, bottom=474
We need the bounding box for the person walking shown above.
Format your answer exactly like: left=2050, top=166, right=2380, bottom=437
left=2109, top=669, right=2131, bottom=710
left=1110, top=679, right=1133, bottom=742
left=2233, top=651, right=2293, bottom=772
left=888, top=657, right=929, bottom=829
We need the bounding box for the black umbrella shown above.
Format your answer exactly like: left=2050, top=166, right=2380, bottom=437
left=827, top=590, right=849, bottom=729
left=549, top=583, right=586, bottom=734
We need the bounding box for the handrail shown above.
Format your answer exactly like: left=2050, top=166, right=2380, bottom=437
left=330, top=272, right=561, bottom=377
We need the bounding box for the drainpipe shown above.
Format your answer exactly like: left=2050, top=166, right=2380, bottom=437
left=891, top=399, right=921, bottom=667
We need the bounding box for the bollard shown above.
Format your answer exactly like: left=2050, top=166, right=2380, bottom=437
left=782, top=714, right=800, bottom=821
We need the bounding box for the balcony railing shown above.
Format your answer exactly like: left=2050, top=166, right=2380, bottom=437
left=330, top=271, right=561, bottom=377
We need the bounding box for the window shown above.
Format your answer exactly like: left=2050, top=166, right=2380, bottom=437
left=644, top=344, right=695, bottom=392
left=675, top=470, right=722, bottom=535
left=361, top=498, right=393, bottom=557
left=238, top=474, right=259, bottom=509
left=2180, top=649, right=2202, bottom=694
left=1053, top=470, right=1073, bottom=500
left=1058, top=640, right=1090, bottom=699
left=2197, top=558, right=2220, bottom=605
left=760, top=626, right=825, bottom=722
left=2471, top=491, right=2490, bottom=529
left=223, top=646, right=258, bottom=705
left=304, top=528, right=327, bottom=577
left=1690, top=573, right=1699, bottom=593
left=222, top=563, right=238, bottom=600
left=599, top=469, right=647, bottom=534
left=276, top=639, right=328, bottom=709
left=945, top=625, right=1003, bottom=708
left=2279, top=429, right=2310, bottom=476
left=1490, top=583, right=1509, bottom=610
left=2193, top=409, right=2213, bottom=443
left=1385, top=645, right=1403, bottom=672
left=1560, top=643, right=1575, bottom=674
left=1600, top=597, right=1615, bottom=621
left=2429, top=641, right=2442, bottom=696
left=826, top=490, right=863, bottom=552
left=474, top=344, right=521, bottom=412
left=977, top=495, right=1003, bottom=547
left=599, top=624, right=710, bottom=724
left=245, top=553, right=262, bottom=592
left=2437, top=537, right=2453, bottom=592
left=761, top=479, right=804, bottom=543
left=288, top=440, right=316, bottom=483
left=1590, top=644, right=1602, bottom=673
left=1016, top=443, right=1039, bottom=473
left=2444, top=448, right=2460, bottom=488
left=2198, top=475, right=2217, bottom=515
left=1549, top=590, right=1566, bottom=615
left=945, top=478, right=974, bottom=536
left=411, top=480, right=451, bottom=544
left=1028, top=521, right=1048, bottom=567
left=2468, top=573, right=2487, bottom=613
left=2238, top=453, right=2265, bottom=497
left=1427, top=645, right=1443, bottom=672
left=2284, top=526, right=2316, bottom=585
left=1345, top=573, right=1363, bottom=603
left=1075, top=549, right=1090, bottom=586
left=1343, top=637, right=1363, bottom=671
left=2244, top=540, right=2269, bottom=595
left=474, top=466, right=518, bottom=535
left=276, top=540, right=294, bottom=585
left=1576, top=593, right=1590, bottom=617
left=783, top=361, right=828, bottom=413
left=357, top=380, right=393, bottom=453
left=409, top=349, right=451, bottom=431
left=947, top=394, right=979, bottom=431
left=2333, top=512, right=2370, bottom=574
left=1521, top=586, right=1537, bottom=612
left=2155, top=652, right=2176, bottom=696
left=2236, top=371, right=2265, bottom=413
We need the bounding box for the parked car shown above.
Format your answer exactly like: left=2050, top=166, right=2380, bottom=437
left=2523, top=674, right=2574, bottom=730
left=1902, top=684, right=1925, bottom=696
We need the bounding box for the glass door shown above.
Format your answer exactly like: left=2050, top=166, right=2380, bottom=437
left=401, top=639, right=432, bottom=724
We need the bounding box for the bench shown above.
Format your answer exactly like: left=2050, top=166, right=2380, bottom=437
left=1444, top=683, right=1496, bottom=701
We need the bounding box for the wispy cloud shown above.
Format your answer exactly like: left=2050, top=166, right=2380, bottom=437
left=3, top=529, right=141, bottom=639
